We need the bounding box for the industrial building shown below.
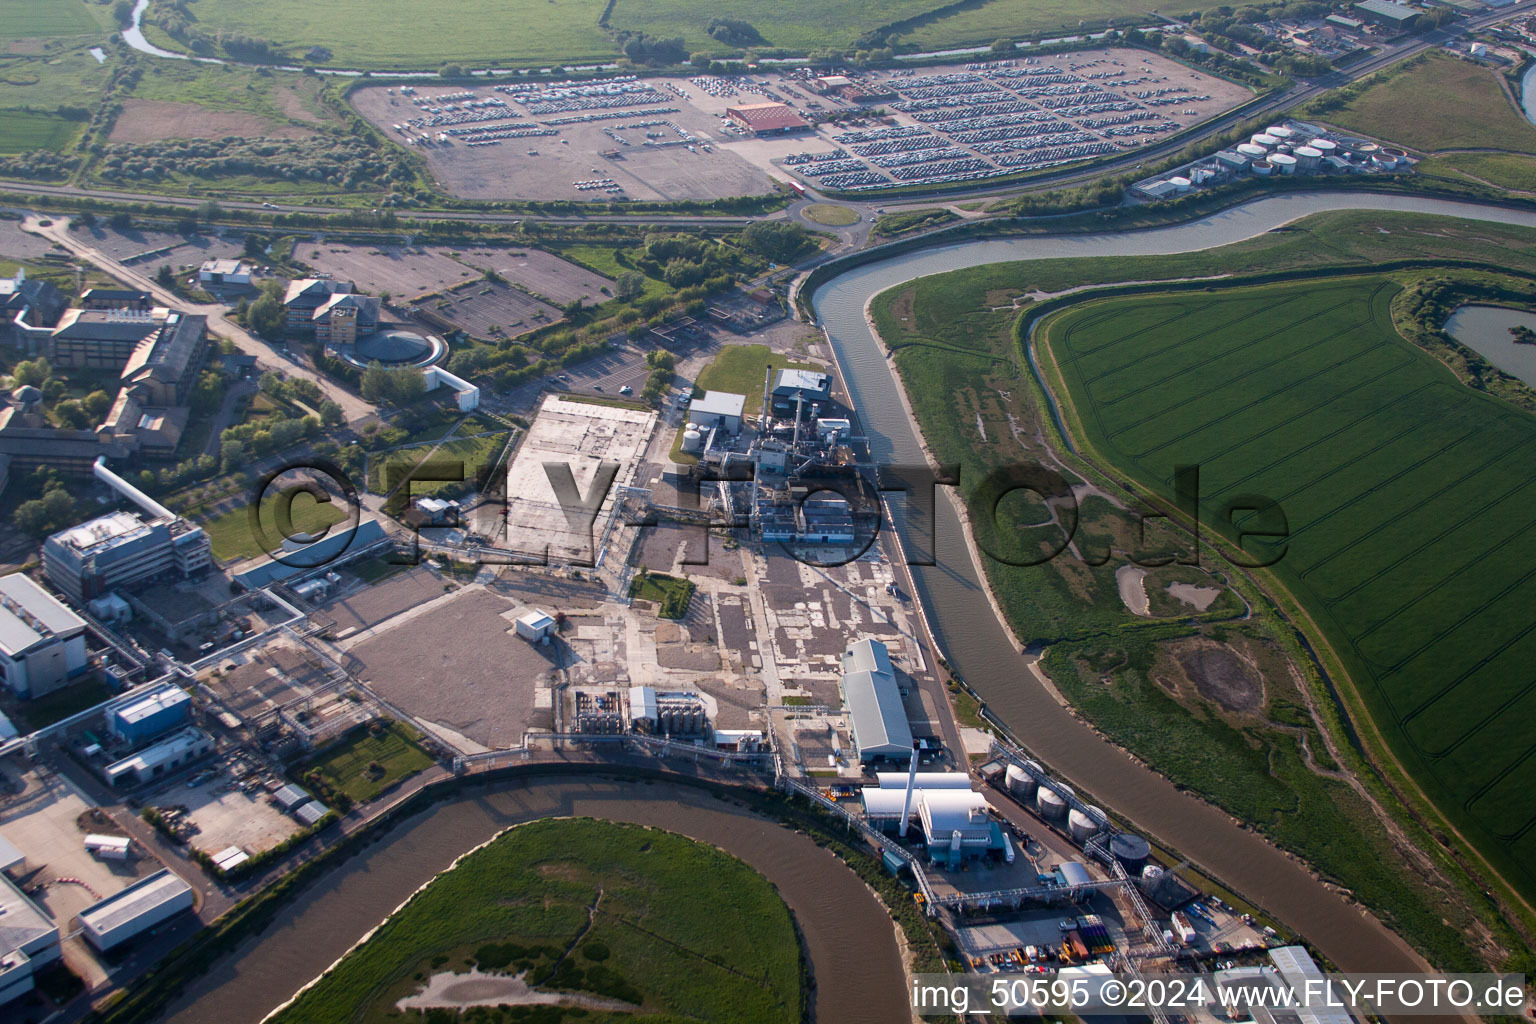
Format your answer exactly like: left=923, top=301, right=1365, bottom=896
left=108, top=683, right=191, bottom=745
left=0, top=268, right=63, bottom=353
left=282, top=279, right=380, bottom=340
left=78, top=868, right=195, bottom=952
left=0, top=874, right=59, bottom=1007
left=770, top=368, right=832, bottom=418
left=0, top=573, right=88, bottom=699
left=1353, top=0, right=1421, bottom=29
left=514, top=609, right=556, bottom=642
left=840, top=638, right=913, bottom=762
left=724, top=102, right=810, bottom=135
left=103, top=726, right=214, bottom=787
left=43, top=461, right=211, bottom=603
left=687, top=391, right=746, bottom=434
left=197, top=260, right=252, bottom=288
left=861, top=768, right=1009, bottom=865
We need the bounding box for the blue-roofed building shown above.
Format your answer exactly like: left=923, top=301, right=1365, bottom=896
left=108, top=683, right=191, bottom=746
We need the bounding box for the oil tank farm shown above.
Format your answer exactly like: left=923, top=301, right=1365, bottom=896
left=1069, top=805, right=1107, bottom=844
left=1005, top=763, right=1037, bottom=801
left=1037, top=786, right=1068, bottom=821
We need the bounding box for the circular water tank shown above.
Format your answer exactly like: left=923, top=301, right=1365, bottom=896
left=1251, top=133, right=1278, bottom=148
left=1036, top=787, right=1068, bottom=821
left=1311, top=138, right=1337, bottom=155
left=1294, top=146, right=1322, bottom=171
left=1006, top=764, right=1037, bottom=800
left=1356, top=142, right=1379, bottom=156
left=1167, top=175, right=1191, bottom=192
left=1266, top=125, right=1293, bottom=140
left=1269, top=152, right=1297, bottom=175
left=1381, top=146, right=1406, bottom=161
left=1236, top=143, right=1266, bottom=159
left=1111, top=833, right=1152, bottom=874
left=1068, top=805, right=1106, bottom=844
left=1142, top=863, right=1165, bottom=882
left=682, top=426, right=705, bottom=453
left=1252, top=159, right=1273, bottom=176
left=1371, top=151, right=1397, bottom=170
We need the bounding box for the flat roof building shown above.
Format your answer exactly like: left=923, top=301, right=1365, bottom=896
left=44, top=508, right=211, bottom=604
left=0, top=573, right=88, bottom=699
left=197, top=259, right=251, bottom=286
left=688, top=391, right=746, bottom=434
left=108, top=683, right=191, bottom=745
left=726, top=102, right=810, bottom=135
left=78, top=868, right=195, bottom=952
left=103, top=726, right=213, bottom=788
left=1353, top=0, right=1422, bottom=27
left=0, top=873, right=58, bottom=1007
left=840, top=638, right=913, bottom=762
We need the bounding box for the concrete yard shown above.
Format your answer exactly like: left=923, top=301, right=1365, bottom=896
left=503, top=396, right=657, bottom=564
left=154, top=777, right=301, bottom=857
left=326, top=566, right=447, bottom=640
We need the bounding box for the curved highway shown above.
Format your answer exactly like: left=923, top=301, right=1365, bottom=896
left=811, top=191, right=1536, bottom=978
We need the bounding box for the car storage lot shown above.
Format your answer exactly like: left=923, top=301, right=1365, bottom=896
left=294, top=242, right=613, bottom=306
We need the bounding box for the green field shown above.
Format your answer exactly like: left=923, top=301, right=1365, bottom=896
left=629, top=571, right=695, bottom=619
left=1039, top=275, right=1536, bottom=907
left=1418, top=151, right=1536, bottom=193
left=1313, top=51, right=1536, bottom=154
left=0, top=110, right=82, bottom=154
left=607, top=0, right=939, bottom=53
left=200, top=493, right=351, bottom=562
left=693, top=344, right=822, bottom=402
left=147, top=0, right=617, bottom=68
left=0, top=0, right=104, bottom=40
left=300, top=720, right=435, bottom=805
left=896, top=0, right=1263, bottom=49
left=270, top=817, right=802, bottom=1024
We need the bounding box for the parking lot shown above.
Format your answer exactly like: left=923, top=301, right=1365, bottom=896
left=74, top=224, right=246, bottom=267
left=294, top=242, right=613, bottom=307
left=352, top=50, right=1247, bottom=201
left=146, top=773, right=301, bottom=857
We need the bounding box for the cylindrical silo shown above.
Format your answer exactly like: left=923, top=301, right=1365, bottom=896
left=1006, top=764, right=1037, bottom=801
left=1110, top=833, right=1151, bottom=875
left=1294, top=146, right=1321, bottom=172
left=1250, top=133, right=1278, bottom=149
left=1037, top=787, right=1068, bottom=821
left=1068, top=805, right=1106, bottom=844
left=1266, top=125, right=1293, bottom=140
left=1269, top=152, right=1297, bottom=175
left=1236, top=142, right=1266, bottom=161
left=1167, top=175, right=1191, bottom=193
left=682, top=426, right=705, bottom=453
left=1311, top=138, right=1337, bottom=157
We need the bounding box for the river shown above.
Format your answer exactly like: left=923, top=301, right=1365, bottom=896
left=162, top=192, right=1536, bottom=1021
left=810, top=191, right=1536, bottom=979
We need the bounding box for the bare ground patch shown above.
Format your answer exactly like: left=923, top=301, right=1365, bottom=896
left=109, top=100, right=315, bottom=143
left=1171, top=638, right=1264, bottom=715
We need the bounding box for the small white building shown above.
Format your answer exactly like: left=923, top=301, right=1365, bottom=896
left=78, top=868, right=195, bottom=952
left=514, top=609, right=556, bottom=642
left=197, top=259, right=252, bottom=287
left=687, top=391, right=745, bottom=434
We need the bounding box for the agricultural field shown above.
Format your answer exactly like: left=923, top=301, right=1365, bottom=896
left=605, top=0, right=940, bottom=54
left=1037, top=275, right=1536, bottom=910
left=0, top=109, right=83, bottom=155
left=0, top=0, right=109, bottom=42
left=1311, top=51, right=1536, bottom=154
left=869, top=209, right=1536, bottom=966
left=895, top=0, right=1263, bottom=49
left=1418, top=151, right=1536, bottom=194
left=269, top=817, right=802, bottom=1024
left=144, top=0, right=617, bottom=69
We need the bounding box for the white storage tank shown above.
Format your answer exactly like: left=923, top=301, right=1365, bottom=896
left=1005, top=763, right=1037, bottom=800
left=1311, top=138, right=1337, bottom=157
left=1236, top=143, right=1267, bottom=160
left=1266, top=125, right=1293, bottom=140
left=1294, top=146, right=1322, bottom=171
left=681, top=425, right=705, bottom=453
left=1269, top=152, right=1297, bottom=175
left=1380, top=147, right=1406, bottom=167
left=1069, top=805, right=1107, bottom=844
left=1167, top=175, right=1192, bottom=193
left=1037, top=787, right=1068, bottom=821
left=1250, top=133, right=1279, bottom=149
left=1252, top=158, right=1274, bottom=176
left=1371, top=151, right=1397, bottom=170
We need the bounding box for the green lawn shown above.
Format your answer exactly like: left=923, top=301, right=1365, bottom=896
left=1418, top=151, right=1536, bottom=193
left=269, top=817, right=802, bottom=1024
left=800, top=203, right=860, bottom=227
left=199, top=492, right=351, bottom=561
left=629, top=571, right=694, bottom=618
left=693, top=344, right=823, bottom=405
left=146, top=0, right=617, bottom=68
left=1038, top=274, right=1536, bottom=919
left=1313, top=51, right=1536, bottom=154
left=897, top=0, right=1264, bottom=49
left=301, top=720, right=435, bottom=805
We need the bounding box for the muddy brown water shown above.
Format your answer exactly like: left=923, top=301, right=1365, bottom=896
left=160, top=776, right=908, bottom=1024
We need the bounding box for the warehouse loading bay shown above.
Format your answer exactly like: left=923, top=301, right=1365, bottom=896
left=349, top=49, right=1249, bottom=201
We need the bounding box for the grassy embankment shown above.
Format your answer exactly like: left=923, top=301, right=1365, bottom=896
left=868, top=208, right=1536, bottom=971
left=1309, top=51, right=1536, bottom=194
left=269, top=817, right=802, bottom=1024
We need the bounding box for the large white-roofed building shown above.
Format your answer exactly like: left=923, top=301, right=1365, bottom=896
left=0, top=573, right=88, bottom=699
left=78, top=868, right=195, bottom=951
left=839, top=638, right=911, bottom=762
left=0, top=873, right=59, bottom=1006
